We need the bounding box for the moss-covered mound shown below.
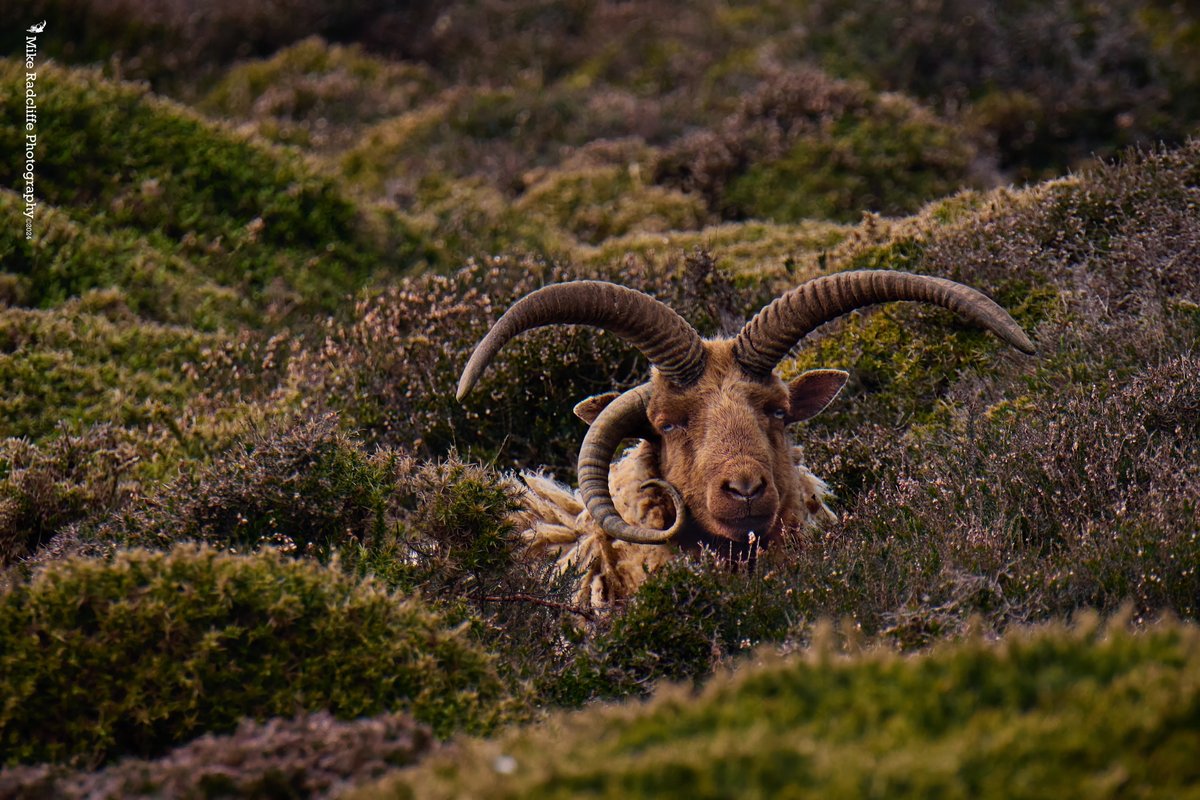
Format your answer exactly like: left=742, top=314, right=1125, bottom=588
left=0, top=545, right=509, bottom=766
left=0, top=299, right=216, bottom=442
left=0, top=61, right=424, bottom=324
left=361, top=618, right=1200, bottom=799
left=203, top=37, right=440, bottom=150
left=515, top=164, right=708, bottom=246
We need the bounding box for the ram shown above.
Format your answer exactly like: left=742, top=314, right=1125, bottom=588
left=458, top=270, right=1035, bottom=606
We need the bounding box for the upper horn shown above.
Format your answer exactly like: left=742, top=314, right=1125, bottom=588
left=457, top=281, right=707, bottom=401
left=733, top=270, right=1036, bottom=378
left=578, top=383, right=685, bottom=545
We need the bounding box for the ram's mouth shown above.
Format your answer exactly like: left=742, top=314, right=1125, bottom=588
left=710, top=514, right=774, bottom=543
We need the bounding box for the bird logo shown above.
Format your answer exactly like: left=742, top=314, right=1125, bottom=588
left=28, top=21, right=47, bottom=33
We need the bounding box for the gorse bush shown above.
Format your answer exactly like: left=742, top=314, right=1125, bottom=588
left=0, top=712, right=432, bottom=800
left=0, top=545, right=509, bottom=767
left=0, top=426, right=142, bottom=567
left=100, top=415, right=406, bottom=559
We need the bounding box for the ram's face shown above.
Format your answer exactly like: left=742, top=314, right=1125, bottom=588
left=646, top=343, right=846, bottom=542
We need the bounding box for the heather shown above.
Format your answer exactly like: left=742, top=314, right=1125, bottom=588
left=2, top=6, right=1199, bottom=796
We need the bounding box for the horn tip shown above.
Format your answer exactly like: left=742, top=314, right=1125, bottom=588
left=1011, top=330, right=1037, bottom=355
left=455, top=374, right=474, bottom=402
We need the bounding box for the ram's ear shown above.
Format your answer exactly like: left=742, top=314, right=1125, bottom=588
left=786, top=369, right=849, bottom=423
left=574, top=392, right=621, bottom=425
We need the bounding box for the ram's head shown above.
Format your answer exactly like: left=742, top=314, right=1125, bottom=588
left=458, top=270, right=1034, bottom=547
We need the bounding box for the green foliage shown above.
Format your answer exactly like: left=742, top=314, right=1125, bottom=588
left=551, top=554, right=793, bottom=706
left=344, top=458, right=580, bottom=691
left=365, top=618, right=1200, bottom=799
left=655, top=69, right=979, bottom=223
left=799, top=0, right=1200, bottom=175
left=0, top=545, right=509, bottom=766
left=0, top=190, right=249, bottom=329
left=339, top=82, right=668, bottom=202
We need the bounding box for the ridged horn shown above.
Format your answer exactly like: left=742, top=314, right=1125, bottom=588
left=578, top=383, right=684, bottom=545
left=733, top=270, right=1036, bottom=378
left=457, top=281, right=706, bottom=400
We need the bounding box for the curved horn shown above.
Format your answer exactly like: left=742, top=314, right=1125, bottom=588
left=733, top=270, right=1036, bottom=378
left=578, top=383, right=685, bottom=545
left=457, top=281, right=706, bottom=400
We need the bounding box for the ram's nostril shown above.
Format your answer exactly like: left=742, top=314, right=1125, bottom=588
left=723, top=475, right=765, bottom=502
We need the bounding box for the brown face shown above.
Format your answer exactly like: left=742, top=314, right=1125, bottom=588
left=644, top=342, right=847, bottom=543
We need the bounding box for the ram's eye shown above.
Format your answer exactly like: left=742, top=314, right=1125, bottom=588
left=660, top=420, right=685, bottom=433
left=770, top=408, right=787, bottom=420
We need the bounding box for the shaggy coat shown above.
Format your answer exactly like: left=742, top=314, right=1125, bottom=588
left=519, top=440, right=834, bottom=608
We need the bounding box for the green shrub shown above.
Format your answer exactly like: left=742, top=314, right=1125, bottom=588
left=0, top=191, right=249, bottom=329
left=343, top=456, right=582, bottom=689
left=366, top=618, right=1200, bottom=800
left=550, top=553, right=794, bottom=706
left=799, top=0, right=1200, bottom=176
left=339, top=82, right=666, bottom=199
left=723, top=96, right=975, bottom=222
left=0, top=544, right=509, bottom=766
